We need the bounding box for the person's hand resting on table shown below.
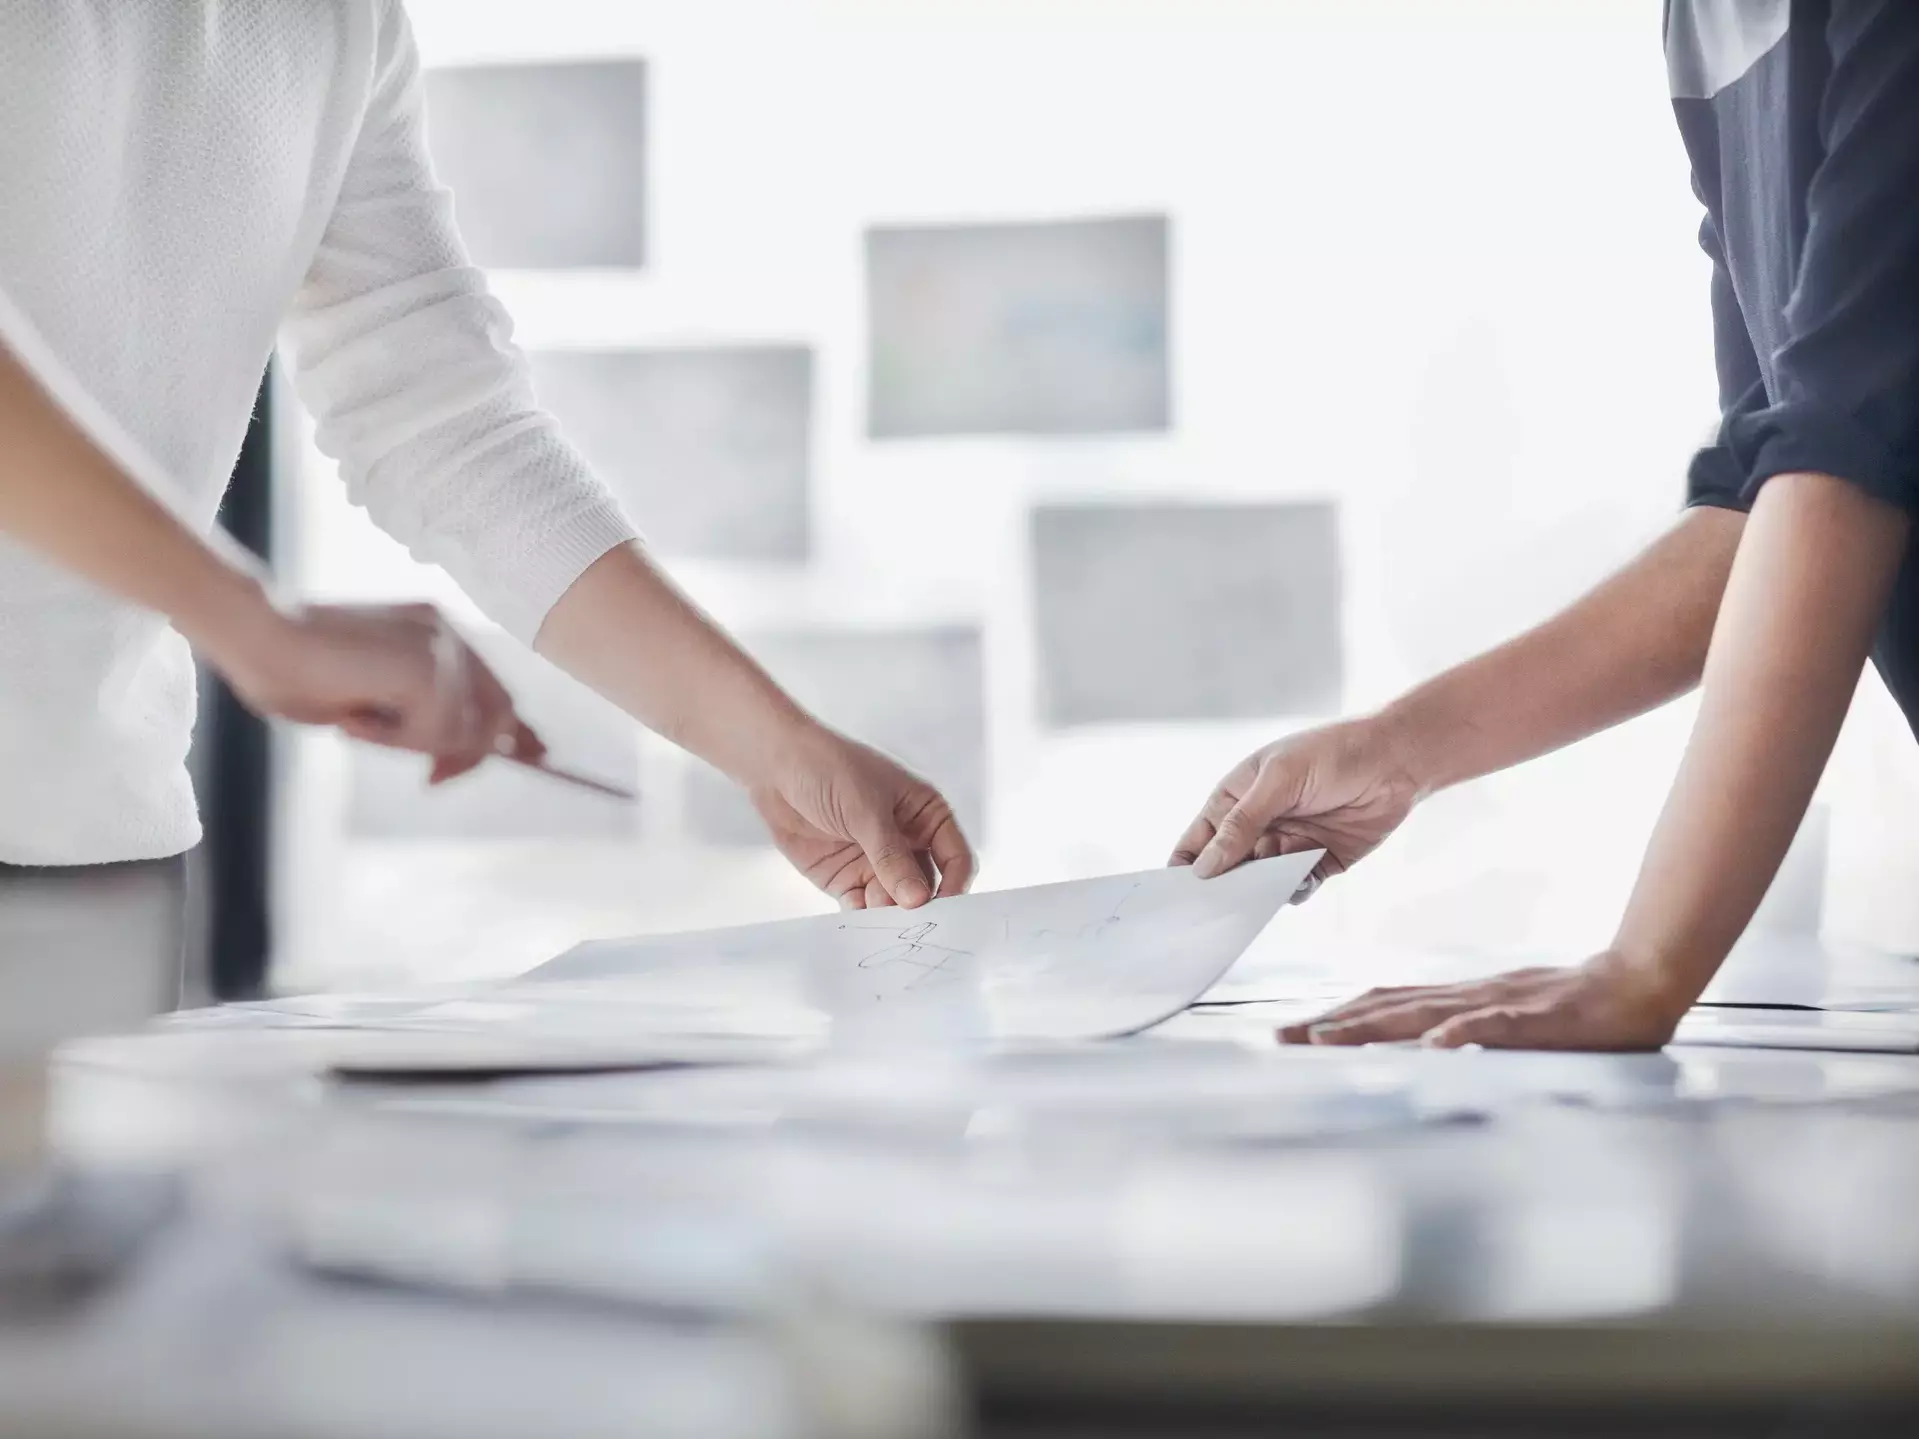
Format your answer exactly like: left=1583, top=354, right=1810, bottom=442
left=1174, top=475, right=1912, bottom=1052
left=1275, top=952, right=1685, bottom=1051
left=1162, top=487, right=1911, bottom=1053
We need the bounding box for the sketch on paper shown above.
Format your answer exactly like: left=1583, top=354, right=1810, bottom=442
left=844, top=920, right=973, bottom=991
left=521, top=851, right=1322, bottom=1042
left=231, top=855, right=1321, bottom=1059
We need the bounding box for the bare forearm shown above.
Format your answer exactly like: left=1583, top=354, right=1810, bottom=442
left=1382, top=506, right=1745, bottom=794
left=534, top=542, right=815, bottom=780
left=1613, top=473, right=1907, bottom=1010
left=0, top=345, right=277, bottom=657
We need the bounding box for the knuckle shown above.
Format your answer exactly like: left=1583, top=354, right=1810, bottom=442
left=867, top=839, right=913, bottom=866
left=1214, top=810, right=1256, bottom=843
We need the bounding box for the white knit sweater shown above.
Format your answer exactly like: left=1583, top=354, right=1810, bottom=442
left=0, top=1, right=637, bottom=865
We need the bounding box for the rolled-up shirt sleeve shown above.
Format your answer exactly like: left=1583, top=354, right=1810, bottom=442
left=281, top=0, right=637, bottom=643
left=1720, top=0, right=1919, bottom=514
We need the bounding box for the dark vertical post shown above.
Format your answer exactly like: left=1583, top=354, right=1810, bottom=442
left=187, top=369, right=276, bottom=1001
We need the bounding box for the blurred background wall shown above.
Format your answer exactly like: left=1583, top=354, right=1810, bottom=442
left=235, top=0, right=1919, bottom=994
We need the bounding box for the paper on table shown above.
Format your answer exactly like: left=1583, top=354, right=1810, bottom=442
left=496, top=850, right=1323, bottom=1047
left=1671, top=1008, right=1919, bottom=1055
left=1196, top=942, right=1516, bottom=1007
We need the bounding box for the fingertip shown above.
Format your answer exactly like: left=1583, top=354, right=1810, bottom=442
left=1276, top=1023, right=1312, bottom=1045
left=513, top=722, right=547, bottom=763
left=933, top=833, right=977, bottom=898
left=432, top=752, right=482, bottom=786
left=1192, top=844, right=1225, bottom=880
left=1308, top=1022, right=1367, bottom=1046
left=895, top=877, right=932, bottom=909
left=1168, top=850, right=1196, bottom=868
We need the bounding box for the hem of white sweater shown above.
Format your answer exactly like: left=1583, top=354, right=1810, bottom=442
left=0, top=819, right=202, bottom=869
left=486, top=498, right=640, bottom=645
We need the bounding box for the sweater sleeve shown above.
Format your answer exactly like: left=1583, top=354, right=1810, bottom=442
left=1721, top=0, right=1919, bottom=515
left=280, top=0, right=637, bottom=643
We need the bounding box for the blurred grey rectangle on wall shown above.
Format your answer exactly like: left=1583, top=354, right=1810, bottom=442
left=686, top=629, right=986, bottom=846
left=350, top=633, right=639, bottom=840
left=530, top=348, right=812, bottom=561
left=1034, top=502, right=1342, bottom=726
left=867, top=214, right=1169, bottom=438
left=423, top=59, right=646, bottom=269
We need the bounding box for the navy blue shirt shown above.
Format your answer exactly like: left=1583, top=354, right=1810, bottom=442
left=1668, top=0, right=1919, bottom=730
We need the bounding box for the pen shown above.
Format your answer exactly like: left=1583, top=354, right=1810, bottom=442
left=502, top=752, right=637, bottom=802
left=350, top=706, right=639, bottom=802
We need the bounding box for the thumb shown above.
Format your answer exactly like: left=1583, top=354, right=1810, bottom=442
left=852, top=803, right=933, bottom=909
left=1193, top=758, right=1302, bottom=879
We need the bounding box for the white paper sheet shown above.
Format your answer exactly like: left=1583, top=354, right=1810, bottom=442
left=1671, top=1008, right=1919, bottom=1054
left=503, top=851, right=1323, bottom=1046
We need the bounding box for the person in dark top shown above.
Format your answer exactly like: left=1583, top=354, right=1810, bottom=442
left=1170, top=0, right=1919, bottom=1050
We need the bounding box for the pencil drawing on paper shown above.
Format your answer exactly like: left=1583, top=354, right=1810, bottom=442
left=1025, top=881, right=1142, bottom=949
left=841, top=919, right=973, bottom=990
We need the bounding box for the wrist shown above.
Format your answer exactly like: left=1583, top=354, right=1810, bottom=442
left=174, top=560, right=290, bottom=681
left=1369, top=696, right=1444, bottom=802
left=687, top=685, right=823, bottom=790
left=1587, top=942, right=1705, bottom=1030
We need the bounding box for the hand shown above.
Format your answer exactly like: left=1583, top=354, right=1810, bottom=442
left=201, top=600, right=544, bottom=783
left=1277, top=951, right=1686, bottom=1051
left=744, top=725, right=975, bottom=910
left=1169, top=716, right=1425, bottom=896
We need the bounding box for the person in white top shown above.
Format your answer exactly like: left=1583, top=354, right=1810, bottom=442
left=0, top=1, right=974, bottom=912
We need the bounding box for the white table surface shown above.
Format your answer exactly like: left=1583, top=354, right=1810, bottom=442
left=9, top=930, right=1919, bottom=1435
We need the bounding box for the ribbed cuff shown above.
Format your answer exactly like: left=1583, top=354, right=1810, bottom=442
left=485, top=496, right=639, bottom=645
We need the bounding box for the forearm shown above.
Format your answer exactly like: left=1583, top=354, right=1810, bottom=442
left=533, top=542, right=816, bottom=781
left=0, top=345, right=278, bottom=658
left=1612, top=472, right=1907, bottom=1011
left=1382, top=506, right=1745, bottom=794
